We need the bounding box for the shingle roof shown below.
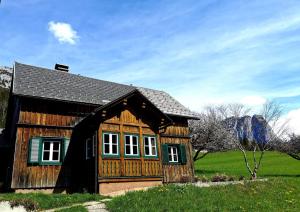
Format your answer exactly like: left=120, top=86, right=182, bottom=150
left=13, top=62, right=198, bottom=119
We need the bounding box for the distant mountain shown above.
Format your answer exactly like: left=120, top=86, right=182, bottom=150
left=0, top=66, right=12, bottom=89
left=225, top=115, right=272, bottom=144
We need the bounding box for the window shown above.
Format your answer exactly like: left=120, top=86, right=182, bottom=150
left=86, top=134, right=97, bottom=159
left=86, top=138, right=93, bottom=160
left=162, top=144, right=187, bottom=165
left=144, top=136, right=157, bottom=157
left=168, top=146, right=178, bottom=162
left=28, top=137, right=69, bottom=165
left=42, top=140, right=61, bottom=162
left=103, top=132, right=119, bottom=156
left=124, top=134, right=139, bottom=157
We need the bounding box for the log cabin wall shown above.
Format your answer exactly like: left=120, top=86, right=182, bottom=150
left=11, top=97, right=97, bottom=189
left=161, top=117, right=195, bottom=183
left=98, top=107, right=163, bottom=181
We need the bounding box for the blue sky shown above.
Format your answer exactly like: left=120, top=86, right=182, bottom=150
left=1, top=0, right=300, bottom=121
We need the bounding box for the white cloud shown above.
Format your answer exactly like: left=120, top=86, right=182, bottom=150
left=48, top=21, right=78, bottom=44
left=240, top=96, right=266, bottom=106
left=279, top=108, right=300, bottom=135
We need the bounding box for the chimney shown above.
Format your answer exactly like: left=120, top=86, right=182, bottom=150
left=54, top=64, right=69, bottom=72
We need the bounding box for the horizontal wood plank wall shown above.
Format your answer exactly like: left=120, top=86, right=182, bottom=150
left=11, top=98, right=97, bottom=189
left=98, top=108, right=162, bottom=179
left=11, top=127, right=72, bottom=188
left=161, top=122, right=195, bottom=183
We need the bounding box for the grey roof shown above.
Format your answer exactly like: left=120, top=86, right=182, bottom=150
left=138, top=87, right=198, bottom=118
left=13, top=62, right=198, bottom=119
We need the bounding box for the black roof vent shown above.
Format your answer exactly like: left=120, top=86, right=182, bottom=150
left=55, top=64, right=69, bottom=72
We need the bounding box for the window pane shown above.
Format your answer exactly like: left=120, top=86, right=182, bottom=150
left=125, top=136, right=130, bottom=145
left=144, top=137, right=149, bottom=146
left=132, top=136, right=137, bottom=145
left=173, top=147, right=178, bottom=155
left=112, top=134, right=118, bottom=144
left=43, top=151, right=50, bottom=161
left=168, top=154, right=172, bottom=161
left=44, top=142, right=50, bottom=150
left=104, top=134, right=109, bottom=144
left=133, top=146, right=138, bottom=155
left=168, top=146, right=172, bottom=154
left=104, top=144, right=109, bottom=154
left=53, top=142, right=60, bottom=151
left=52, top=152, right=59, bottom=161
left=151, top=138, right=156, bottom=146
left=145, top=146, right=149, bottom=155
left=112, top=144, right=117, bottom=154
left=174, top=154, right=178, bottom=162
left=151, top=146, right=156, bottom=155
left=126, top=145, right=130, bottom=154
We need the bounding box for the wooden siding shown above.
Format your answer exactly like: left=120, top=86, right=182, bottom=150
left=11, top=127, right=72, bottom=188
left=161, top=122, right=195, bottom=183
left=97, top=107, right=194, bottom=183
left=11, top=98, right=96, bottom=189
left=98, top=108, right=163, bottom=179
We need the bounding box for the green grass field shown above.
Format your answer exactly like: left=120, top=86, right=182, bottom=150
left=195, top=150, right=300, bottom=179
left=107, top=151, right=300, bottom=212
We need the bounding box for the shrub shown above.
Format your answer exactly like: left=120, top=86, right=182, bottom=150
left=228, top=176, right=235, bottom=181
left=239, top=176, right=245, bottom=181
left=10, top=199, right=39, bottom=211
left=211, top=174, right=228, bottom=182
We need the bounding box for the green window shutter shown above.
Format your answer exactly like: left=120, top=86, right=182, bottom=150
left=179, top=144, right=187, bottom=165
left=64, top=138, right=70, bottom=159
left=28, top=137, right=41, bottom=164
left=162, top=144, right=169, bottom=164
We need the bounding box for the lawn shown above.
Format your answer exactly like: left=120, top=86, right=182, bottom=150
left=0, top=193, right=103, bottom=210
left=107, top=151, right=300, bottom=212
left=194, top=150, right=300, bottom=179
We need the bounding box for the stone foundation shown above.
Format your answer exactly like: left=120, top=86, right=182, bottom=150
left=15, top=188, right=67, bottom=194
left=99, top=180, right=162, bottom=196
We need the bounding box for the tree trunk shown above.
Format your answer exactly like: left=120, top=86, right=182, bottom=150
left=193, top=149, right=208, bottom=161
left=251, top=172, right=257, bottom=180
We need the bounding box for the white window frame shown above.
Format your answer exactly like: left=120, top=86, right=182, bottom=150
left=103, top=133, right=119, bottom=156
left=168, top=146, right=178, bottom=163
left=144, top=136, right=157, bottom=157
left=42, top=140, right=61, bottom=162
left=124, top=134, right=139, bottom=156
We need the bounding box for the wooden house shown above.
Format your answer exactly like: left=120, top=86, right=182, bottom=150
left=3, top=62, right=198, bottom=195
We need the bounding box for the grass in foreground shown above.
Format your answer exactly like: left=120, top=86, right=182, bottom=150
left=107, top=178, right=300, bottom=212
left=55, top=205, right=87, bottom=212
left=0, top=193, right=103, bottom=210
left=107, top=151, right=300, bottom=212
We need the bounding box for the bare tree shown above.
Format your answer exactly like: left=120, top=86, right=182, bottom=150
left=189, top=106, right=236, bottom=161
left=274, top=134, right=300, bottom=160
left=226, top=100, right=290, bottom=179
